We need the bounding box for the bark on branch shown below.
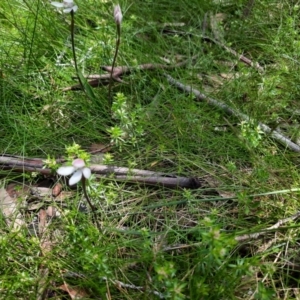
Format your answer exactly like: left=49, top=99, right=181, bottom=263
left=0, top=155, right=201, bottom=189
left=62, top=59, right=196, bottom=91
left=165, top=74, right=300, bottom=152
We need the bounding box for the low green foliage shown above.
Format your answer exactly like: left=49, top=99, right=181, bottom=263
left=1, top=0, right=300, bottom=299
left=108, top=92, right=145, bottom=149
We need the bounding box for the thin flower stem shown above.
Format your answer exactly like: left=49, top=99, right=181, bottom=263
left=108, top=23, right=121, bottom=106
left=81, top=177, right=101, bottom=230
left=70, top=10, right=85, bottom=92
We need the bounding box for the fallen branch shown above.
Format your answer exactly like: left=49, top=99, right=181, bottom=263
left=62, top=59, right=196, bottom=91
left=161, top=211, right=300, bottom=250
left=203, top=36, right=264, bottom=73
left=165, top=74, right=300, bottom=152
left=0, top=155, right=201, bottom=189
left=235, top=211, right=300, bottom=242
left=161, top=212, right=300, bottom=252
left=159, top=24, right=263, bottom=73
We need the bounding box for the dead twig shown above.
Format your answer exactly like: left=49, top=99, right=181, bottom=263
left=203, top=36, right=264, bottom=73
left=165, top=74, right=300, bottom=152
left=158, top=22, right=263, bottom=73
left=62, top=59, right=196, bottom=91
left=161, top=211, right=300, bottom=250
left=0, top=155, right=201, bottom=189
left=235, top=211, right=300, bottom=242
left=107, top=277, right=165, bottom=299
left=0, top=187, right=25, bottom=229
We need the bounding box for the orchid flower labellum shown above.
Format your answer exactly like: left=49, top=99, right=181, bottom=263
left=51, top=0, right=78, bottom=13
left=57, top=158, right=91, bottom=186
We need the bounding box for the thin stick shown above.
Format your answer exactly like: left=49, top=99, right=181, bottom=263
left=201, top=35, right=264, bottom=72
left=0, top=155, right=201, bottom=189
left=235, top=211, right=300, bottom=242
left=102, top=277, right=165, bottom=299
left=162, top=211, right=300, bottom=249
left=165, top=74, right=300, bottom=152
left=63, top=57, right=196, bottom=91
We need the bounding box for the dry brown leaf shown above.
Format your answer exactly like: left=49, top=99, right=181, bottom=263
left=207, top=74, right=224, bottom=86
left=89, top=143, right=112, bottom=153
left=54, top=191, right=74, bottom=201
left=46, top=205, right=61, bottom=217
left=6, top=183, right=30, bottom=198
left=59, top=282, right=89, bottom=299
left=30, top=186, right=71, bottom=202
left=27, top=202, right=44, bottom=211
left=52, top=183, right=62, bottom=197
left=38, top=209, right=47, bottom=235
left=30, top=187, right=52, bottom=201
left=220, top=73, right=240, bottom=80
left=0, top=188, right=25, bottom=229
left=38, top=209, right=55, bottom=255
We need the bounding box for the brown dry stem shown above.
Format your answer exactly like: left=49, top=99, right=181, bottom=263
left=0, top=155, right=201, bottom=189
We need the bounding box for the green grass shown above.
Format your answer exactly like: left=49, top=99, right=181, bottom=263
left=1, top=0, right=300, bottom=299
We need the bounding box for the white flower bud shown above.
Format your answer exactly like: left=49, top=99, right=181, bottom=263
left=114, top=4, right=123, bottom=25
left=51, top=0, right=78, bottom=13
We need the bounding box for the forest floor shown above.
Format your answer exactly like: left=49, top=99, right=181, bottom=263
left=1, top=0, right=300, bottom=299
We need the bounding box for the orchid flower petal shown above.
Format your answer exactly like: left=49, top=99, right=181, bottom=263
left=57, top=166, right=75, bottom=176
left=51, top=2, right=65, bottom=8
left=63, top=6, right=77, bottom=14
left=63, top=0, right=74, bottom=6
left=63, top=7, right=73, bottom=13
left=72, top=158, right=85, bottom=168
left=51, top=0, right=77, bottom=12
left=82, top=167, right=91, bottom=179
left=69, top=170, right=82, bottom=185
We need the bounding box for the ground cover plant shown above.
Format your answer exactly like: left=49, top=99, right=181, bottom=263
left=1, top=0, right=300, bottom=299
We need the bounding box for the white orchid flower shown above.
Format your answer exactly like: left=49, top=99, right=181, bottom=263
left=57, top=158, right=91, bottom=185
left=51, top=0, right=78, bottom=13
left=114, top=4, right=123, bottom=25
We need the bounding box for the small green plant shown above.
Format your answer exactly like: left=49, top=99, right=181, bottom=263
left=155, top=261, right=186, bottom=300
left=65, top=142, right=91, bottom=163
left=240, top=120, right=264, bottom=148
left=43, top=154, right=58, bottom=170
left=102, top=153, right=114, bottom=165
left=108, top=92, right=145, bottom=149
